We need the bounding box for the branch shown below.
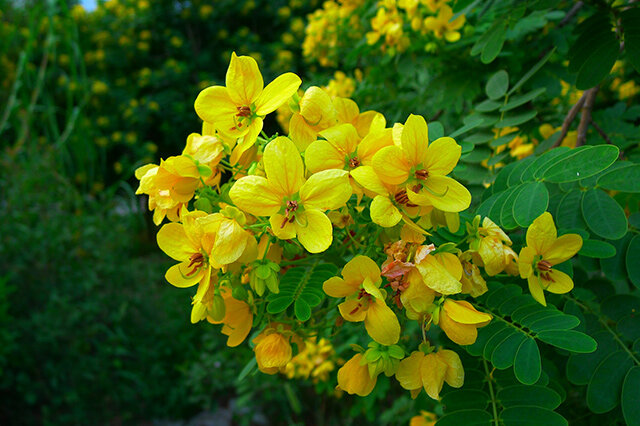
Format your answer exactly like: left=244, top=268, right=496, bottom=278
left=576, top=87, right=598, bottom=147
left=589, top=118, right=611, bottom=144
left=553, top=92, right=586, bottom=148
left=559, top=1, right=584, bottom=27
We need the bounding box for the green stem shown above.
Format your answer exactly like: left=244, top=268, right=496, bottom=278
left=483, top=359, right=500, bottom=426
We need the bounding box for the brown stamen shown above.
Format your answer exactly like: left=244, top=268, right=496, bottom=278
left=540, top=272, right=555, bottom=282
left=394, top=189, right=418, bottom=207
left=537, top=260, right=552, bottom=272
left=280, top=200, right=299, bottom=228
left=236, top=105, right=251, bottom=117
left=186, top=253, right=205, bottom=276
left=349, top=157, right=361, bottom=168
left=415, top=169, right=429, bottom=180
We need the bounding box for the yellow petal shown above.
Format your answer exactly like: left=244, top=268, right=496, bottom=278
left=436, top=252, right=463, bottom=281
left=357, top=128, right=394, bottom=165
left=226, top=52, right=263, bottom=105
left=439, top=310, right=478, bottom=345
left=295, top=209, right=334, bottom=253
left=212, top=220, right=248, bottom=265
left=339, top=299, right=367, bottom=322
left=365, top=298, right=401, bottom=345
left=423, top=137, right=460, bottom=176
left=234, top=118, right=263, bottom=157
left=337, top=354, right=377, bottom=396
left=194, top=86, right=243, bottom=136
left=323, top=276, right=358, bottom=298
left=416, top=255, right=462, bottom=295
left=263, top=136, right=305, bottom=196
left=157, top=222, right=197, bottom=261
left=342, top=255, right=381, bottom=287
left=229, top=175, right=282, bottom=217
left=300, top=169, right=351, bottom=211
left=396, top=351, right=425, bottom=391
left=299, top=86, right=336, bottom=128
left=544, top=269, right=574, bottom=294
left=355, top=111, right=386, bottom=138
left=437, top=349, right=464, bottom=388
left=255, top=72, right=302, bottom=115
left=478, top=237, right=507, bottom=276
left=305, top=139, right=345, bottom=173
left=518, top=246, right=535, bottom=279
left=420, top=353, right=448, bottom=400
left=544, top=234, right=583, bottom=265
left=527, top=275, right=547, bottom=306
left=419, top=175, right=471, bottom=212
left=319, top=123, right=359, bottom=157
left=526, top=212, right=557, bottom=255
left=443, top=299, right=492, bottom=325
left=362, top=276, right=384, bottom=300
left=351, top=165, right=389, bottom=195
left=444, top=30, right=461, bottom=42
left=269, top=213, right=297, bottom=240
left=289, top=113, right=318, bottom=152
left=370, top=195, right=403, bottom=227
left=219, top=295, right=253, bottom=347
left=401, top=114, right=429, bottom=166
left=333, top=97, right=359, bottom=124
left=165, top=262, right=202, bottom=287
left=372, top=145, right=411, bottom=185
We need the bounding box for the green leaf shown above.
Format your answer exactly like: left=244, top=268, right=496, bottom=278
left=500, top=406, right=567, bottom=426
left=491, top=333, right=526, bottom=370
left=575, top=32, right=619, bottom=89
left=542, top=145, right=620, bottom=183
left=508, top=156, right=537, bottom=187
left=450, top=116, right=484, bottom=138
left=500, top=88, right=546, bottom=112
left=622, top=8, right=640, bottom=73
left=429, top=121, right=445, bottom=140
left=475, top=100, right=502, bottom=112
left=622, top=367, right=640, bottom=425
left=294, top=298, right=311, bottom=322
left=579, top=239, right=616, bottom=258
left=267, top=296, right=292, bottom=314
left=436, top=409, right=492, bottom=426
left=497, top=385, right=561, bottom=409
left=598, top=164, right=640, bottom=193
left=581, top=189, right=628, bottom=240
left=441, top=389, right=489, bottom=412
left=567, top=331, right=617, bottom=385
left=500, top=185, right=526, bottom=230
left=485, top=70, right=509, bottom=100
left=489, top=132, right=518, bottom=148
left=536, top=330, right=597, bottom=353
left=556, top=191, right=587, bottom=230
left=587, top=351, right=634, bottom=413
left=527, top=314, right=580, bottom=332
left=508, top=48, right=556, bottom=95
left=627, top=235, right=640, bottom=289
left=601, top=234, right=633, bottom=281
left=495, top=110, right=538, bottom=128
left=514, top=337, right=542, bottom=385
left=530, top=147, right=572, bottom=180
left=601, top=295, right=640, bottom=321
left=512, top=182, right=549, bottom=227
left=482, top=24, right=507, bottom=64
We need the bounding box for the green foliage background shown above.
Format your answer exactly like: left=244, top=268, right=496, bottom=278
left=0, top=0, right=639, bottom=425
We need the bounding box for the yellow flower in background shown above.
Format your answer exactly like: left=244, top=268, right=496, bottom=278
left=518, top=212, right=582, bottom=306
left=423, top=5, right=465, bottom=42
left=289, top=86, right=338, bottom=151
left=195, top=52, right=301, bottom=156
left=410, top=411, right=437, bottom=426
left=285, top=337, right=336, bottom=382
left=324, top=255, right=401, bottom=345
left=437, top=299, right=492, bottom=345
left=396, top=348, right=464, bottom=399
left=337, top=353, right=378, bottom=396
left=230, top=136, right=352, bottom=253
left=372, top=114, right=471, bottom=213
left=253, top=327, right=295, bottom=374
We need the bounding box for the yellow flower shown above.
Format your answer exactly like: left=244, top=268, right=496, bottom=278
left=423, top=5, right=465, bottom=42
left=285, top=337, right=335, bottom=382
left=337, top=353, right=378, bottom=396
left=459, top=252, right=488, bottom=297
left=195, top=52, right=301, bottom=156
left=396, top=348, right=464, bottom=399
left=182, top=132, right=225, bottom=185
left=230, top=136, right=351, bottom=253
left=208, top=286, right=253, bottom=347
left=253, top=328, right=293, bottom=374
left=323, top=255, right=401, bottom=345
left=410, top=411, right=437, bottom=426
left=372, top=114, right=471, bottom=213
left=469, top=216, right=518, bottom=276
left=135, top=155, right=208, bottom=225
left=289, top=86, right=338, bottom=151
left=415, top=250, right=464, bottom=295
left=518, top=212, right=582, bottom=306
left=437, top=299, right=492, bottom=345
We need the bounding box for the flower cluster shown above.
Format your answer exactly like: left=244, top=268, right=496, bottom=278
left=136, top=53, right=583, bottom=399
